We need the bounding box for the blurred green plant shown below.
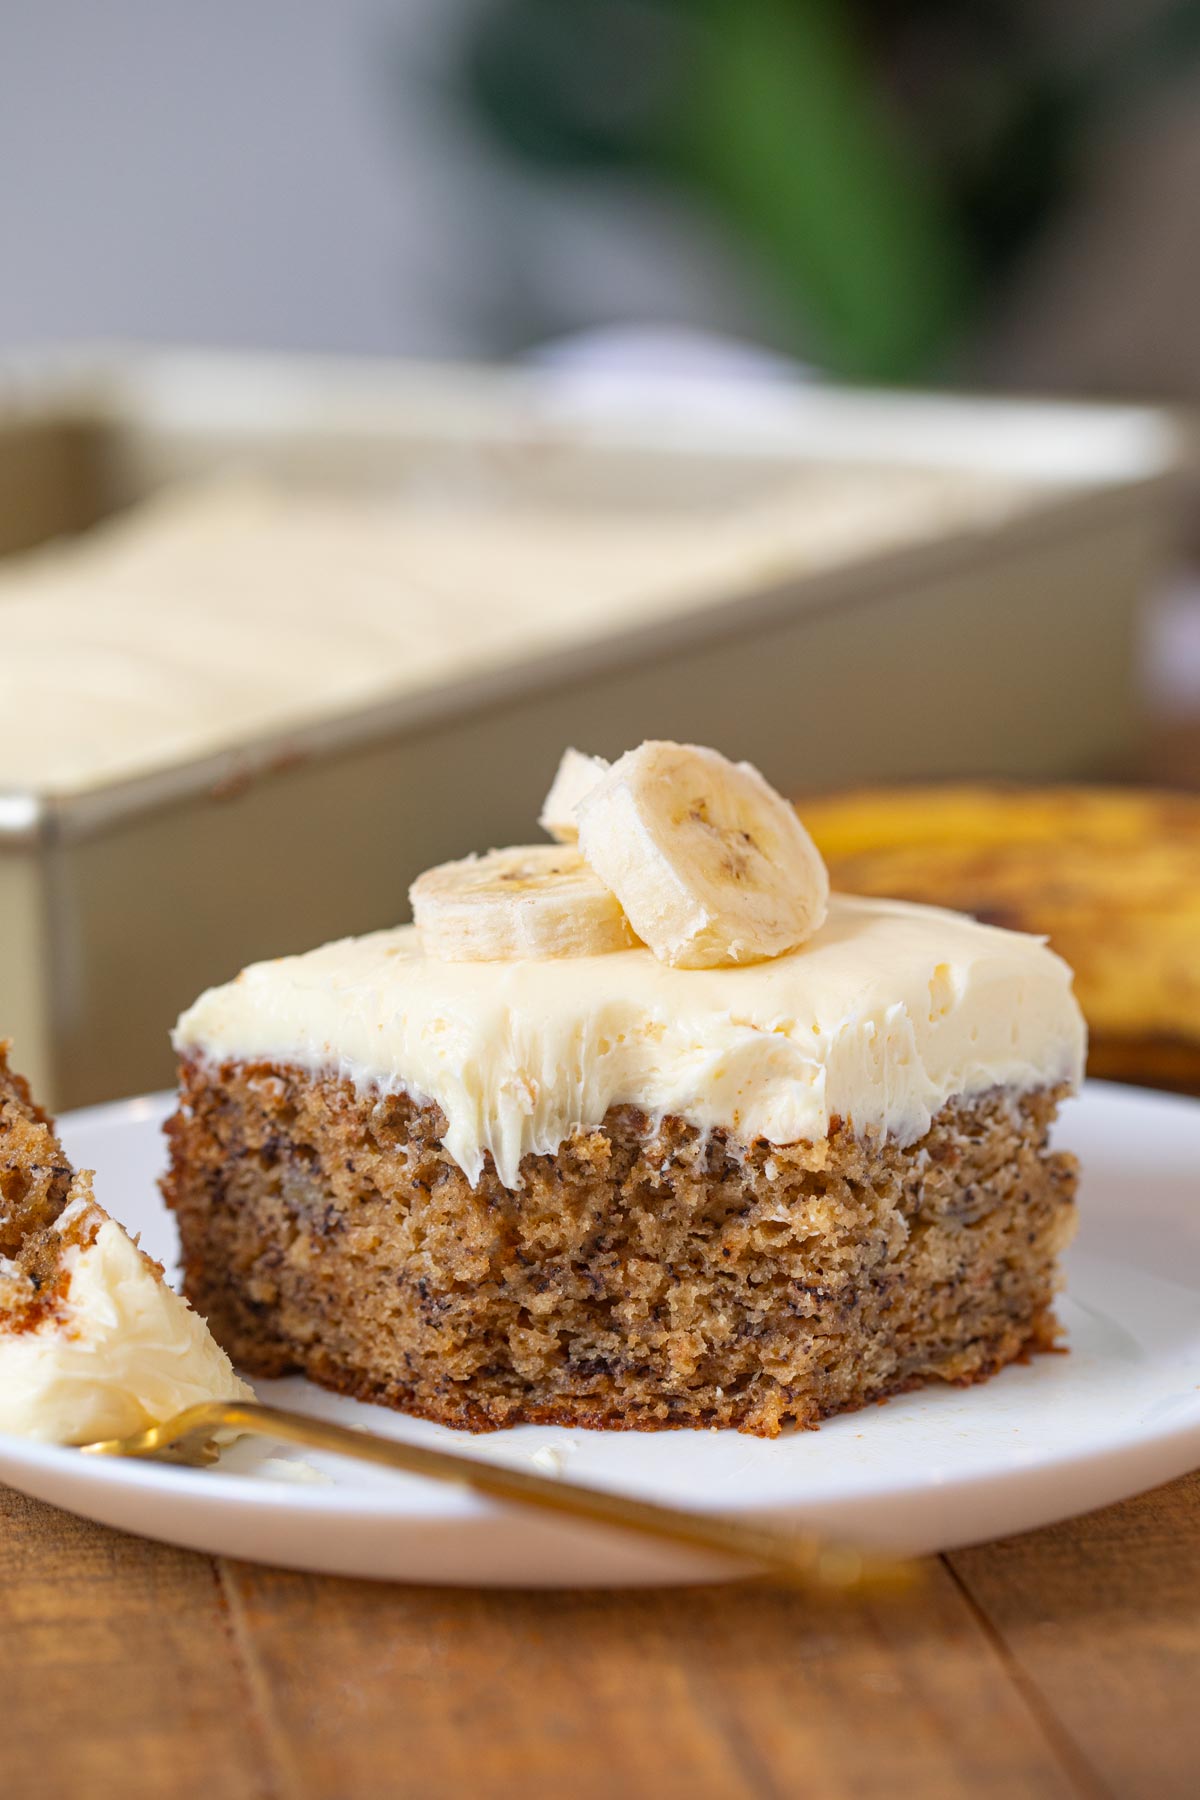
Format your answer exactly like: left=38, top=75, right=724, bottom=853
left=455, top=0, right=1200, bottom=382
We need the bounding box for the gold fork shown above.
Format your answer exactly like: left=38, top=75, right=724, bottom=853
left=81, top=1398, right=916, bottom=1595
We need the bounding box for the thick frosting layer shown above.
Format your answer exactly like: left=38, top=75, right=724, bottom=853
left=176, top=895, right=1086, bottom=1189
left=0, top=1203, right=252, bottom=1444
left=1, top=472, right=1023, bottom=797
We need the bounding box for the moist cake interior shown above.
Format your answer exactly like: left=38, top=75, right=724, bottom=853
left=0, top=1044, right=94, bottom=1327
left=164, top=1061, right=1076, bottom=1438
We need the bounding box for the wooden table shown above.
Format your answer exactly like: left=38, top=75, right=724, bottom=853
left=7, top=729, right=1200, bottom=1799
left=3, top=1467, right=1197, bottom=1798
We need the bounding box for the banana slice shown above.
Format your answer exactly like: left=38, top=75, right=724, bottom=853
left=539, top=748, right=609, bottom=843
left=576, top=741, right=828, bottom=968
left=411, top=845, right=637, bottom=962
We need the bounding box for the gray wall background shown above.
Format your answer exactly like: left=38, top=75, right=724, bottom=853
left=0, top=0, right=765, bottom=361
left=3, top=1, right=1200, bottom=399
left=0, top=0, right=479, bottom=354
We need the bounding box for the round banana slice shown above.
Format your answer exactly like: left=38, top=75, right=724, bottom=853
left=576, top=741, right=829, bottom=968
left=538, top=748, right=609, bottom=843
left=411, top=845, right=638, bottom=962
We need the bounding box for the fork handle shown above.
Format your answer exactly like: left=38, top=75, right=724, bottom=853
left=121, top=1398, right=915, bottom=1594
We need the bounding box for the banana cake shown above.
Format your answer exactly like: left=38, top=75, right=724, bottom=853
left=0, top=1043, right=250, bottom=1442
left=164, top=742, right=1085, bottom=1437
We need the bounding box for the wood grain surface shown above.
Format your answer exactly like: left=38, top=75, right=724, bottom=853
left=1, top=1470, right=1196, bottom=1799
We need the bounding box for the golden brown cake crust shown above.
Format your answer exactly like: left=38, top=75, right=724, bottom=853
left=162, top=1056, right=1078, bottom=1437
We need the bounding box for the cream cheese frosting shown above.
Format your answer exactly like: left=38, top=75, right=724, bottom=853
left=0, top=471, right=1024, bottom=797
left=0, top=1197, right=252, bottom=1444
left=175, top=894, right=1086, bottom=1190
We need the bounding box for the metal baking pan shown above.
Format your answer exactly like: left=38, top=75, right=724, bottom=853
left=0, top=347, right=1184, bottom=1108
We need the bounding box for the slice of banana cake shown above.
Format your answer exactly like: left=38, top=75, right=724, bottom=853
left=0, top=1042, right=251, bottom=1442
left=164, top=742, right=1085, bottom=1437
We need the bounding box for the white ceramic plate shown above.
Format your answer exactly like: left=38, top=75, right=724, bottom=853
left=1, top=1083, right=1197, bottom=1587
